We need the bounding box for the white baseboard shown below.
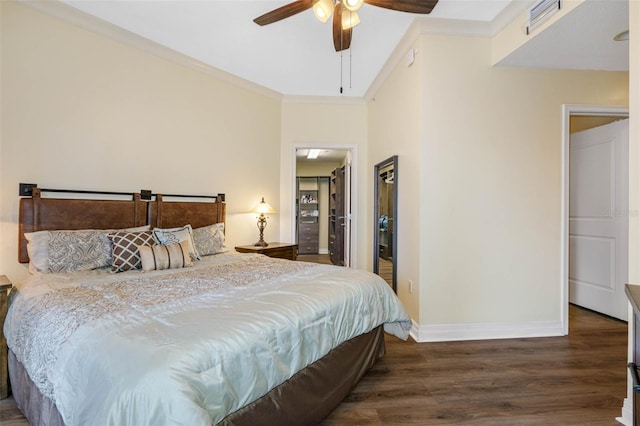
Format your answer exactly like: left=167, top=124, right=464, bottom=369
left=409, top=319, right=565, bottom=342
left=616, top=397, right=633, bottom=425
left=318, top=248, right=329, bottom=255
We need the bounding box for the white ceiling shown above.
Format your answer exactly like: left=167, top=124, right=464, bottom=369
left=497, top=0, right=629, bottom=71
left=57, top=0, right=629, bottom=98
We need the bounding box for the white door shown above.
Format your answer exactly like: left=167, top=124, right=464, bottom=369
left=569, top=119, right=629, bottom=320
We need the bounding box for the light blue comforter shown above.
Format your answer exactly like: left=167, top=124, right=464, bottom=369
left=5, top=253, right=410, bottom=425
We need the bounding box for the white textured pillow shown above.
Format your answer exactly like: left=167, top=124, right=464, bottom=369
left=25, top=225, right=150, bottom=275
left=153, top=225, right=200, bottom=261
left=137, top=241, right=193, bottom=272
left=24, top=231, right=50, bottom=275
left=193, top=223, right=228, bottom=256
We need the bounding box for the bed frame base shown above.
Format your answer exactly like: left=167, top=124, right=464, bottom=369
left=9, top=327, right=384, bottom=426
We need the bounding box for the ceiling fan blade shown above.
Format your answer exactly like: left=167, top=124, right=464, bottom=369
left=333, top=4, right=352, bottom=52
left=364, top=0, right=438, bottom=14
left=253, top=0, right=315, bottom=26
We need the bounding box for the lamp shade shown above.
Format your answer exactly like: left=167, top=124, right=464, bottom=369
left=313, top=0, right=334, bottom=23
left=343, top=0, right=364, bottom=12
left=254, top=197, right=277, bottom=215
left=342, top=10, right=360, bottom=30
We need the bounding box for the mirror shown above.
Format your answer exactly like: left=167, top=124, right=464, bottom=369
left=373, top=156, right=397, bottom=292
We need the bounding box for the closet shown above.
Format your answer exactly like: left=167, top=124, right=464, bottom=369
left=297, top=177, right=320, bottom=254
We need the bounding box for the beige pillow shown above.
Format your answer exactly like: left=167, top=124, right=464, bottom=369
left=137, top=241, right=193, bottom=272
left=153, top=225, right=200, bottom=261
left=193, top=223, right=228, bottom=256
left=24, top=231, right=50, bottom=275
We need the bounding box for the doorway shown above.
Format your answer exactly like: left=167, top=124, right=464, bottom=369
left=562, top=105, right=630, bottom=332
left=294, top=147, right=354, bottom=267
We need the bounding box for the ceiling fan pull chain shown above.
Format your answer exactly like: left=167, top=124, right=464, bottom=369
left=340, top=48, right=344, bottom=94
left=349, top=45, right=352, bottom=89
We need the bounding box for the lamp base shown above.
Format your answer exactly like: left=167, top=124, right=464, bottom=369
left=255, top=215, right=269, bottom=247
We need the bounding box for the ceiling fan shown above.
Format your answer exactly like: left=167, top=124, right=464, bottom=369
left=253, top=0, right=439, bottom=52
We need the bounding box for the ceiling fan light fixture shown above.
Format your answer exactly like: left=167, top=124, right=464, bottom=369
left=614, top=30, right=629, bottom=41
left=341, top=10, right=360, bottom=30
left=313, top=0, right=334, bottom=23
left=343, top=0, right=364, bottom=12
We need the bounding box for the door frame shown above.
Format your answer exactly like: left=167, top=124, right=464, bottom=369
left=373, top=155, right=398, bottom=292
left=291, top=144, right=358, bottom=268
left=561, top=104, right=629, bottom=334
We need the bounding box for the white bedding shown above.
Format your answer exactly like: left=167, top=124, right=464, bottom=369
left=5, top=252, right=411, bottom=425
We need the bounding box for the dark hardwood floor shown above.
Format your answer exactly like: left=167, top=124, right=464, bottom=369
left=0, top=298, right=627, bottom=425
left=297, top=253, right=334, bottom=265
left=322, top=304, right=627, bottom=425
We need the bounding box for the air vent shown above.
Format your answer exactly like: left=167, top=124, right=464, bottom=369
left=526, top=0, right=561, bottom=35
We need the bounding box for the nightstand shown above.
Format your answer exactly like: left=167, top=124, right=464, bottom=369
left=235, top=243, right=298, bottom=261
left=0, top=275, right=12, bottom=399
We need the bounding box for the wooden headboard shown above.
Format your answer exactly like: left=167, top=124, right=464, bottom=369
left=18, top=187, right=226, bottom=263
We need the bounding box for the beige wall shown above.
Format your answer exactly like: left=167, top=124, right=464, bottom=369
left=2, top=0, right=635, bottom=342
left=368, top=42, right=424, bottom=320
left=296, top=161, right=341, bottom=177
left=369, top=33, right=628, bottom=330
left=622, top=2, right=638, bottom=419
left=629, top=0, right=640, bottom=288
left=570, top=116, right=623, bottom=134
left=280, top=102, right=368, bottom=268
left=0, top=2, right=282, bottom=283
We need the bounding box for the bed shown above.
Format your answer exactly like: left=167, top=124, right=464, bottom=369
left=5, top=186, right=411, bottom=425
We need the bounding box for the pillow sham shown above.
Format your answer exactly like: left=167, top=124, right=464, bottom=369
left=48, top=230, right=112, bottom=273
left=153, top=225, right=200, bottom=261
left=24, top=231, right=51, bottom=275
left=25, top=225, right=150, bottom=275
left=137, top=241, right=193, bottom=272
left=108, top=230, right=156, bottom=273
left=193, top=223, right=228, bottom=256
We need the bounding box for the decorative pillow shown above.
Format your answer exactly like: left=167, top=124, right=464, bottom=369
left=108, top=230, right=156, bottom=273
left=24, top=225, right=151, bottom=275
left=137, top=241, right=193, bottom=272
left=153, top=225, right=200, bottom=261
left=48, top=230, right=112, bottom=273
left=193, top=223, right=228, bottom=256
left=24, top=231, right=51, bottom=275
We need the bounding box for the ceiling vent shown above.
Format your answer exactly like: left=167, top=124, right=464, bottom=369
left=526, top=0, right=561, bottom=35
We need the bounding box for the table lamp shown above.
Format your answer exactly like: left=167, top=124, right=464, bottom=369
left=253, top=197, right=276, bottom=247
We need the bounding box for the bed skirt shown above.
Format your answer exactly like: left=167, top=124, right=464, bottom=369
left=9, top=326, right=385, bottom=425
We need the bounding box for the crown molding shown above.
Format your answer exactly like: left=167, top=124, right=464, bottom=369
left=17, top=0, right=283, bottom=101
left=18, top=0, right=535, bottom=106
left=364, top=17, right=494, bottom=102
left=415, top=16, right=493, bottom=37
left=282, top=95, right=366, bottom=105
left=363, top=19, right=422, bottom=102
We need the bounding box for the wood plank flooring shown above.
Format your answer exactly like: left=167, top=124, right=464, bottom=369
left=0, top=300, right=627, bottom=425
left=322, top=304, right=627, bottom=425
